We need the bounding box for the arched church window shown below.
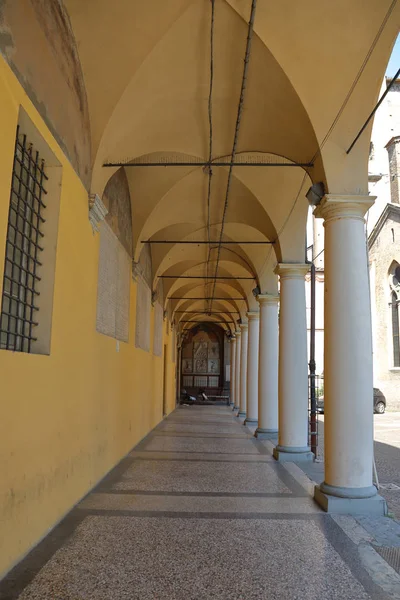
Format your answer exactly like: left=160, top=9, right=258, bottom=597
left=390, top=264, right=400, bottom=367
left=392, top=291, right=400, bottom=367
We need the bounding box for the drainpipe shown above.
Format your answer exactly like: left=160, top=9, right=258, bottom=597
left=308, top=249, right=317, bottom=456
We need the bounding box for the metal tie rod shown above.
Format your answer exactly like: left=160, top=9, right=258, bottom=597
left=142, top=240, right=273, bottom=244
left=174, top=311, right=239, bottom=314
left=180, top=320, right=232, bottom=323
left=160, top=275, right=255, bottom=280
left=169, top=297, right=245, bottom=300
left=104, top=161, right=313, bottom=168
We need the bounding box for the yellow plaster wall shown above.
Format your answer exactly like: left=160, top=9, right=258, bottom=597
left=0, top=56, right=176, bottom=578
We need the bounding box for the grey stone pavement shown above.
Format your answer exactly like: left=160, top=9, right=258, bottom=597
left=1, top=405, right=400, bottom=599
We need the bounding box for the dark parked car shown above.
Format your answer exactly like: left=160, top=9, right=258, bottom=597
left=316, top=388, right=386, bottom=414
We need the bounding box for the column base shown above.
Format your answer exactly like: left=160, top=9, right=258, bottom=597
left=232, top=405, right=239, bottom=411
left=229, top=402, right=234, bottom=407
left=254, top=428, right=278, bottom=439
left=236, top=411, right=246, bottom=418
left=273, top=444, right=314, bottom=462
left=314, top=483, right=387, bottom=515
left=244, top=417, right=258, bottom=426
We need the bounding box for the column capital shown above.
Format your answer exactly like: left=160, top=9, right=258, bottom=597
left=235, top=329, right=241, bottom=337
left=314, top=194, right=376, bottom=222
left=239, top=322, right=248, bottom=331
left=274, top=263, right=309, bottom=279
left=257, top=293, right=279, bottom=305
left=247, top=311, right=260, bottom=321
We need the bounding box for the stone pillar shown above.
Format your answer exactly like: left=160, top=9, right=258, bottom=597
left=273, top=263, right=313, bottom=462
left=229, top=336, right=236, bottom=407
left=244, top=312, right=259, bottom=425
left=233, top=329, right=241, bottom=411
left=237, top=323, right=248, bottom=418
left=255, top=295, right=279, bottom=438
left=313, top=194, right=387, bottom=514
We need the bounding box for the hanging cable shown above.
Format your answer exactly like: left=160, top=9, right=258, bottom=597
left=205, top=0, right=216, bottom=314
left=209, top=0, right=258, bottom=312
left=311, top=0, right=397, bottom=162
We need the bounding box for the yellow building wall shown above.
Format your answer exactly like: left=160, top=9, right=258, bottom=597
left=0, top=56, right=176, bottom=578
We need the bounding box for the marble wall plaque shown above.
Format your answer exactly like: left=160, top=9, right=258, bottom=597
left=209, top=342, right=219, bottom=359
left=182, top=359, right=193, bottom=373
left=153, top=301, right=163, bottom=357
left=194, top=341, right=208, bottom=359
left=96, top=221, right=130, bottom=342
left=208, top=359, right=220, bottom=374
left=195, top=358, right=207, bottom=373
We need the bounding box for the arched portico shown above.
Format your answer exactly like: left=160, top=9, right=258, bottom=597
left=0, top=0, right=398, bottom=579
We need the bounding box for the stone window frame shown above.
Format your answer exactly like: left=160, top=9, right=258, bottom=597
left=0, top=107, right=62, bottom=355
left=388, top=261, right=400, bottom=368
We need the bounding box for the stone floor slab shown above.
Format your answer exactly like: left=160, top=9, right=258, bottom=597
left=156, top=423, right=244, bottom=434
left=129, top=451, right=273, bottom=462
left=15, top=516, right=373, bottom=600
left=139, top=435, right=262, bottom=455
left=2, top=405, right=397, bottom=600
left=78, top=493, right=320, bottom=514
left=108, top=460, right=291, bottom=493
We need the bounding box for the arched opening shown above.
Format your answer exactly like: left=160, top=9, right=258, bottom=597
left=180, top=322, right=227, bottom=400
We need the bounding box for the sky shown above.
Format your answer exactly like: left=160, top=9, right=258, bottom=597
left=386, top=33, right=400, bottom=76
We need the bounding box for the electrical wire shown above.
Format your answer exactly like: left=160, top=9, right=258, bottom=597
left=209, top=0, right=258, bottom=312
left=311, top=0, right=398, bottom=162
left=276, top=0, right=397, bottom=263
left=205, top=0, right=215, bottom=314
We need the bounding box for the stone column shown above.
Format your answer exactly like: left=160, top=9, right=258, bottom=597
left=313, top=194, right=386, bottom=514
left=273, top=263, right=313, bottom=462
left=244, top=312, right=259, bottom=425
left=233, top=329, right=241, bottom=411
left=237, top=323, right=248, bottom=418
left=229, top=336, right=236, bottom=408
left=255, top=295, right=279, bottom=438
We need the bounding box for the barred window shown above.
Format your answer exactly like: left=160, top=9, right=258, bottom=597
left=0, top=126, right=47, bottom=353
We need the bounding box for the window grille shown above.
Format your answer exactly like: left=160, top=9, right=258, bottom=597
left=392, top=291, right=400, bottom=368
left=0, top=126, right=47, bottom=352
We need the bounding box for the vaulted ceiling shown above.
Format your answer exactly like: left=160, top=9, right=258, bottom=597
left=2, top=0, right=398, bottom=333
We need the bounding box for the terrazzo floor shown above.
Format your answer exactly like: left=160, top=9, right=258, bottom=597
left=1, top=405, right=399, bottom=600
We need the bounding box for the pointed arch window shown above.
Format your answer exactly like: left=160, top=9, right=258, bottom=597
left=392, top=291, right=400, bottom=367
left=390, top=264, right=400, bottom=367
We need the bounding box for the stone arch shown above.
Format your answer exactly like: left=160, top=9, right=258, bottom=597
left=0, top=0, right=91, bottom=187
left=102, top=168, right=133, bottom=256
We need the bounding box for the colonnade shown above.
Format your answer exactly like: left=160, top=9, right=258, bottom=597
left=228, top=195, right=386, bottom=515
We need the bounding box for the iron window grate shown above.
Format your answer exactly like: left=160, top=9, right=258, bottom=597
left=0, top=125, right=48, bottom=353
